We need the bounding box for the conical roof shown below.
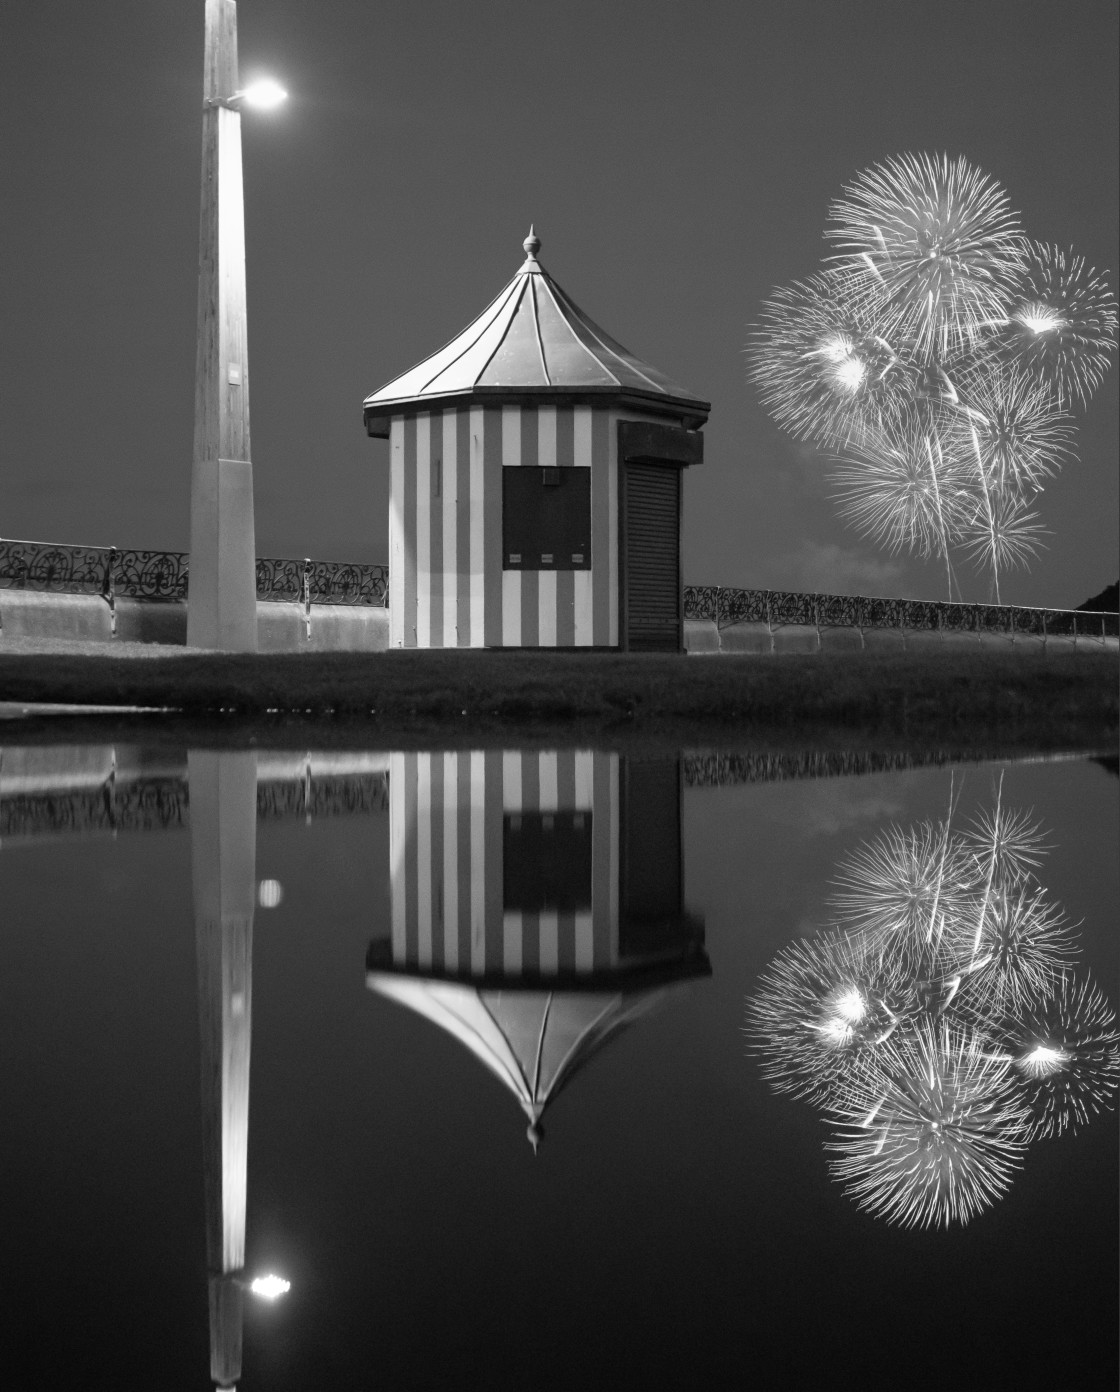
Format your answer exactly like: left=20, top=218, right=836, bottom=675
left=366, top=976, right=684, bottom=1149
left=363, top=229, right=709, bottom=426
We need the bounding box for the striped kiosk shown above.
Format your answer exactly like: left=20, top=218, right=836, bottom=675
left=363, top=230, right=710, bottom=651
left=366, top=749, right=709, bottom=1147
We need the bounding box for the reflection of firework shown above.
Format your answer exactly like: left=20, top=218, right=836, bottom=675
left=748, top=792, right=1118, bottom=1226
left=825, top=1022, right=1029, bottom=1227
left=747, top=929, right=911, bottom=1104
left=748, top=271, right=910, bottom=447
left=826, top=153, right=1026, bottom=358
left=961, top=883, right=1075, bottom=1014
left=830, top=819, right=973, bottom=961
left=997, top=244, right=1119, bottom=406
left=1000, top=973, right=1120, bottom=1138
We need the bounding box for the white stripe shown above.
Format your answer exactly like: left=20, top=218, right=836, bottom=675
left=575, top=750, right=594, bottom=808
left=573, top=405, right=592, bottom=467
left=470, top=751, right=486, bottom=973
left=537, top=404, right=557, bottom=468
left=538, top=569, right=557, bottom=647
left=416, top=751, right=432, bottom=968
left=443, top=752, right=459, bottom=971
left=390, top=753, right=407, bottom=959
left=539, top=910, right=559, bottom=975
left=538, top=751, right=558, bottom=812
left=469, top=407, right=485, bottom=646
left=442, top=410, right=458, bottom=647
left=389, top=420, right=405, bottom=648
left=503, top=911, right=523, bottom=974
left=573, top=571, right=593, bottom=646
left=502, top=570, right=521, bottom=646
left=415, top=414, right=431, bottom=649
left=575, top=911, right=594, bottom=972
left=607, top=411, right=618, bottom=646
left=501, top=404, right=521, bottom=466
left=503, top=750, right=522, bottom=812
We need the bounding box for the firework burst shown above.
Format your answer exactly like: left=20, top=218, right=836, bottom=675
left=750, top=155, right=1115, bottom=597
left=996, top=243, right=1119, bottom=406
left=748, top=270, right=912, bottom=447
left=746, top=929, right=913, bottom=1105
left=956, top=360, right=1075, bottom=496
left=1000, top=972, right=1120, bottom=1138
left=825, top=153, right=1027, bottom=359
left=825, top=1021, right=1030, bottom=1227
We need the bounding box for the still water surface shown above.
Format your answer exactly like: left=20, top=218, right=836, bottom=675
left=1, top=744, right=1116, bottom=1391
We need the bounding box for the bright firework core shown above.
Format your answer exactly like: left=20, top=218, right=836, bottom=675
left=1015, top=305, right=1068, bottom=336
left=1018, top=1043, right=1071, bottom=1078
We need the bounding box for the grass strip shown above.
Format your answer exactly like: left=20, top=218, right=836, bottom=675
left=0, top=648, right=1115, bottom=747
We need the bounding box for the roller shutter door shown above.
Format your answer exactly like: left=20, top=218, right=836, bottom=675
left=623, top=462, right=681, bottom=652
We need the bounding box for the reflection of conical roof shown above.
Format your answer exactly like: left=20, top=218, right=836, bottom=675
left=367, top=976, right=684, bottom=1143
left=363, top=230, right=709, bottom=425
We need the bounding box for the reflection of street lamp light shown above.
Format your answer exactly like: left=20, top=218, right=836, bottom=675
left=247, top=1274, right=291, bottom=1300
left=188, top=0, right=287, bottom=651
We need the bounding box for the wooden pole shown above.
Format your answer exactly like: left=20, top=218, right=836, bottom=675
left=188, top=0, right=258, bottom=651
left=191, top=749, right=258, bottom=1386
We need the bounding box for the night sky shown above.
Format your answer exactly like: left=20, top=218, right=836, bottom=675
left=3, top=0, right=1116, bottom=608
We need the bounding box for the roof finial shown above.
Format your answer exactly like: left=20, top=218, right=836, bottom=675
left=522, top=225, right=541, bottom=262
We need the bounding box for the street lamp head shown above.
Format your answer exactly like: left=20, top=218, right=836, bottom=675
left=239, top=79, right=288, bottom=109
left=207, top=79, right=288, bottom=112
left=248, top=1274, right=291, bottom=1300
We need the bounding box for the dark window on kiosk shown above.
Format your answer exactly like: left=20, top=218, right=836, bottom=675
left=503, top=467, right=591, bottom=569
left=504, top=812, right=593, bottom=913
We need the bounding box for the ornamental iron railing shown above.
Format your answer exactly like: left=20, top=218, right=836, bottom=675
left=682, top=585, right=1118, bottom=639
left=0, top=539, right=389, bottom=608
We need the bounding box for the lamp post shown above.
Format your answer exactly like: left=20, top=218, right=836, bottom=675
left=188, top=0, right=286, bottom=650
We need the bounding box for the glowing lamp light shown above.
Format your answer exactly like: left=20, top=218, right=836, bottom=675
left=258, top=878, right=284, bottom=909
left=240, top=79, right=288, bottom=110
left=249, top=1275, right=291, bottom=1301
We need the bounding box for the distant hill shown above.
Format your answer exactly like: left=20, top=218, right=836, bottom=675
left=1077, top=581, right=1119, bottom=613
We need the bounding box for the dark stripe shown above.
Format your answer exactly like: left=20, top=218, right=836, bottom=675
left=484, top=751, right=503, bottom=971
left=591, top=408, right=611, bottom=645
left=456, top=408, right=470, bottom=647
left=520, top=403, right=539, bottom=470
left=403, top=415, right=417, bottom=648
left=555, top=568, right=575, bottom=646
left=522, top=910, right=541, bottom=977
left=521, top=569, right=539, bottom=646
left=483, top=408, right=502, bottom=647
left=522, top=749, right=540, bottom=812
left=557, top=910, right=576, bottom=975
left=556, top=405, right=574, bottom=469
left=428, top=413, right=443, bottom=647
left=557, top=750, right=577, bottom=811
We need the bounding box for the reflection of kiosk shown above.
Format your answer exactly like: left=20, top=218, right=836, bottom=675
left=367, top=750, right=708, bottom=1145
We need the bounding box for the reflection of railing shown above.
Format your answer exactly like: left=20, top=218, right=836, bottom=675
left=0, top=539, right=389, bottom=609
left=683, top=585, right=1119, bottom=638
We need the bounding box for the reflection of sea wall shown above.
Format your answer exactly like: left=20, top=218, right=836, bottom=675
left=682, top=749, right=1092, bottom=787
left=0, top=746, right=388, bottom=843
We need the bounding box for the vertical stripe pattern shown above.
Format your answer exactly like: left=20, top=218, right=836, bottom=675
left=387, top=750, right=620, bottom=978
left=389, top=404, right=623, bottom=646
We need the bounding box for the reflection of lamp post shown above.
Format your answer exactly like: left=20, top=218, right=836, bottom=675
left=188, top=0, right=287, bottom=651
